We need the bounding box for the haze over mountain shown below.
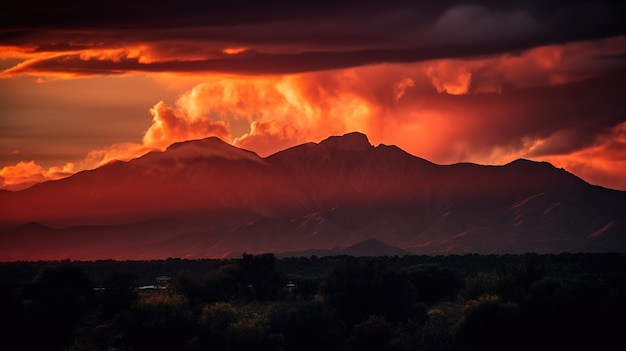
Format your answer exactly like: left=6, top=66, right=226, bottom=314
left=1, top=132, right=624, bottom=261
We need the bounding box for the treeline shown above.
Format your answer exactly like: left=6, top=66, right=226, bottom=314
left=1, top=252, right=625, bottom=351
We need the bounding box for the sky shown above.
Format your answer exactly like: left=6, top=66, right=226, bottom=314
left=1, top=0, right=626, bottom=191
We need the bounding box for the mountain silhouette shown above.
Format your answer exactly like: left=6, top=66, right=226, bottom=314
left=1, top=132, right=624, bottom=261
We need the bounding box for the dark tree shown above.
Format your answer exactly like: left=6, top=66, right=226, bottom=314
left=211, top=263, right=243, bottom=300
left=239, top=253, right=284, bottom=301
left=173, top=269, right=205, bottom=304
left=345, top=315, right=393, bottom=351
left=114, top=293, right=195, bottom=351
left=454, top=295, right=523, bottom=351
left=99, top=270, right=138, bottom=320
left=406, top=264, right=461, bottom=304
left=323, top=257, right=425, bottom=326
left=23, top=263, right=94, bottom=351
left=0, top=285, right=26, bottom=349
left=522, top=277, right=625, bottom=350
left=268, top=300, right=345, bottom=351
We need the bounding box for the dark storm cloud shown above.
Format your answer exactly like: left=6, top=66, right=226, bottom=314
left=2, top=1, right=626, bottom=75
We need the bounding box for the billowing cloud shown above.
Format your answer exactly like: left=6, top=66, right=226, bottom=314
left=144, top=101, right=231, bottom=149
left=169, top=74, right=373, bottom=156
left=0, top=161, right=74, bottom=191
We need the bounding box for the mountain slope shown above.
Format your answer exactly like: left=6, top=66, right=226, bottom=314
left=1, top=132, right=624, bottom=261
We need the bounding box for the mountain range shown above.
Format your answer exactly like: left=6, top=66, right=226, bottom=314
left=1, top=132, right=625, bottom=261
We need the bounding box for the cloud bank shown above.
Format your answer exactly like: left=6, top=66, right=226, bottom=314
left=2, top=1, right=626, bottom=77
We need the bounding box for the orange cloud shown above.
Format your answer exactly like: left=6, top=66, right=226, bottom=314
left=417, top=37, right=626, bottom=96
left=223, top=47, right=249, bottom=55
left=171, top=74, right=374, bottom=156
left=425, top=61, right=473, bottom=95
left=0, top=161, right=74, bottom=191
left=538, top=122, right=626, bottom=191
left=0, top=46, right=37, bottom=59
left=144, top=101, right=232, bottom=149
left=82, top=142, right=151, bottom=169
left=393, top=77, right=415, bottom=101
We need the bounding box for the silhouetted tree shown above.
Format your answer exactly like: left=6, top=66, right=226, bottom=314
left=323, top=258, right=424, bottom=326
left=115, top=293, right=194, bottom=351
left=0, top=285, right=26, bottom=349
left=195, top=302, right=239, bottom=350
left=392, top=303, right=461, bottom=351
left=406, top=264, right=461, bottom=304
left=268, top=300, right=345, bottom=351
left=239, top=253, right=284, bottom=300
left=212, top=263, right=243, bottom=300
left=454, top=295, right=523, bottom=351
left=194, top=301, right=280, bottom=351
left=174, top=269, right=206, bottom=304
left=521, top=276, right=624, bottom=350
left=99, top=270, right=138, bottom=320
left=23, top=263, right=94, bottom=351
left=345, top=315, right=393, bottom=351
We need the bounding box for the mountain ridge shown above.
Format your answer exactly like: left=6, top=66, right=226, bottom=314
left=1, top=132, right=624, bottom=261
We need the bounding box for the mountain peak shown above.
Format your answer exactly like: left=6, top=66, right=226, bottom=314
left=504, top=158, right=573, bottom=176
left=506, top=158, right=554, bottom=168
left=148, top=136, right=263, bottom=163
left=166, top=136, right=225, bottom=150
left=318, top=132, right=373, bottom=152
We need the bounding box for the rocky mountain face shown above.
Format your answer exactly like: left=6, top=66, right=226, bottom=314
left=1, top=132, right=624, bottom=261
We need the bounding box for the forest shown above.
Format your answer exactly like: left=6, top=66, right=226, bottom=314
left=1, top=252, right=625, bottom=351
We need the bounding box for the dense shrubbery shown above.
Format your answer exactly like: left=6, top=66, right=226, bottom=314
left=0, top=253, right=624, bottom=351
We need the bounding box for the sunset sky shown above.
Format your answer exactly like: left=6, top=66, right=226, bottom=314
left=1, top=0, right=626, bottom=191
